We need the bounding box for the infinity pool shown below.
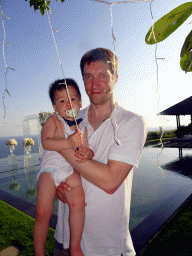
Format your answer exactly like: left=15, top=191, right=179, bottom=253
left=0, top=147, right=192, bottom=231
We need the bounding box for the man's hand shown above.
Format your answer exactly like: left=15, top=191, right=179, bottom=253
left=75, top=146, right=93, bottom=163
left=56, top=181, right=87, bottom=206
left=67, top=129, right=83, bottom=148
left=56, top=182, right=72, bottom=204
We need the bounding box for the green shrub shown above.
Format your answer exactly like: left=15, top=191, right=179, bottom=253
left=147, top=131, right=160, bottom=141
left=146, top=130, right=176, bottom=142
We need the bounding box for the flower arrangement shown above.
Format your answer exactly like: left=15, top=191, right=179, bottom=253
left=22, top=138, right=35, bottom=146
left=26, top=185, right=37, bottom=198
left=5, top=139, right=17, bottom=146
left=9, top=180, right=20, bottom=191
left=38, top=112, right=54, bottom=124
left=6, top=139, right=18, bottom=155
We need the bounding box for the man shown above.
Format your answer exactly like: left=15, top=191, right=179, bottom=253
left=53, top=48, right=147, bottom=256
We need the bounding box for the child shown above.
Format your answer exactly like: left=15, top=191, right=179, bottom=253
left=33, top=79, right=93, bottom=256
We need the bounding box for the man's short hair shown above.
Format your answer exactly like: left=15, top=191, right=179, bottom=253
left=49, top=78, right=81, bottom=105
left=80, top=48, right=118, bottom=78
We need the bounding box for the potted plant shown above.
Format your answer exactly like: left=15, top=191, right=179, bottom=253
left=23, top=138, right=35, bottom=155
left=6, top=139, right=17, bottom=156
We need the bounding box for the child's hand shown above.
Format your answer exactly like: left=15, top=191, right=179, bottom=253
left=67, top=129, right=83, bottom=148
left=75, top=146, right=94, bottom=163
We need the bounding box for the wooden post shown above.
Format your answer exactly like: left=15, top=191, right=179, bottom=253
left=179, top=148, right=183, bottom=159
left=176, top=115, right=180, bottom=130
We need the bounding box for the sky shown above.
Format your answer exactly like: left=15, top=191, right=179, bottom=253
left=0, top=0, right=192, bottom=137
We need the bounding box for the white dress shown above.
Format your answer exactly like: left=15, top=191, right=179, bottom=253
left=37, top=114, right=85, bottom=187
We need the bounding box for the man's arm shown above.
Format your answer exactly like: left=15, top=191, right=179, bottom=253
left=61, top=148, right=133, bottom=194
left=52, top=115, right=133, bottom=194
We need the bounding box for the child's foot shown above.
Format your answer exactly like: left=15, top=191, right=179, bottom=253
left=70, top=247, right=84, bottom=256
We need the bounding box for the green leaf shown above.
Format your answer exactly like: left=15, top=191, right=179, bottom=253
left=40, top=6, right=45, bottom=15
left=27, top=0, right=65, bottom=15
left=41, top=3, right=46, bottom=9
left=180, top=29, right=192, bottom=73
left=180, top=49, right=192, bottom=73
left=180, top=30, right=192, bottom=57
left=186, top=50, right=192, bottom=72
left=145, top=2, right=192, bottom=45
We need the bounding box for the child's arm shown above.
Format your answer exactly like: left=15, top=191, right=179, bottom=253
left=41, top=116, right=83, bottom=151
left=75, top=127, right=94, bottom=163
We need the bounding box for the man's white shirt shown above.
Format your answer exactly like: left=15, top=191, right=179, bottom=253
left=54, top=103, right=147, bottom=256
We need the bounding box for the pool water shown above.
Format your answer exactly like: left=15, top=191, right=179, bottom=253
left=0, top=147, right=192, bottom=230
left=130, top=147, right=192, bottom=230
left=0, top=154, right=59, bottom=215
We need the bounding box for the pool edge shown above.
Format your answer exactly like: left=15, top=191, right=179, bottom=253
left=131, top=183, right=192, bottom=254
left=1, top=184, right=192, bottom=254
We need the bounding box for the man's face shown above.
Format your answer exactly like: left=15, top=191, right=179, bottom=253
left=53, top=86, right=82, bottom=120
left=83, top=61, right=117, bottom=105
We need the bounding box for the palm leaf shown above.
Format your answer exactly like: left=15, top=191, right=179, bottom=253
left=180, top=50, right=192, bottom=73
left=145, top=2, right=192, bottom=45
left=180, top=29, right=192, bottom=57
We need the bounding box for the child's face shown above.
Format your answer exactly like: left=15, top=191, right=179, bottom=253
left=53, top=86, right=82, bottom=120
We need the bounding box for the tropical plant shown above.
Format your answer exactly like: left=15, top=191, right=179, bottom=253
left=145, top=2, right=192, bottom=73
left=25, top=0, right=65, bottom=15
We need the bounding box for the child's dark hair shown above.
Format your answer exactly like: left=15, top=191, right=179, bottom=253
left=49, top=78, right=81, bottom=104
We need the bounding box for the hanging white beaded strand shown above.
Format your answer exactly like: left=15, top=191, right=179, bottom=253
left=44, top=0, right=78, bottom=129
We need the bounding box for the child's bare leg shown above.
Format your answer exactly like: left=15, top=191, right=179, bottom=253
left=34, top=172, right=56, bottom=256
left=65, top=171, right=85, bottom=256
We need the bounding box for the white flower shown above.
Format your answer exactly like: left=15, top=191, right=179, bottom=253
left=6, top=139, right=17, bottom=146
left=22, top=138, right=35, bottom=146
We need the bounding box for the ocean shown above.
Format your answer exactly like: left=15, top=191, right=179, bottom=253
left=0, top=136, right=40, bottom=159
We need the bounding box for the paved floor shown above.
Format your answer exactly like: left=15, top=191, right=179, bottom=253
left=0, top=246, right=20, bottom=256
